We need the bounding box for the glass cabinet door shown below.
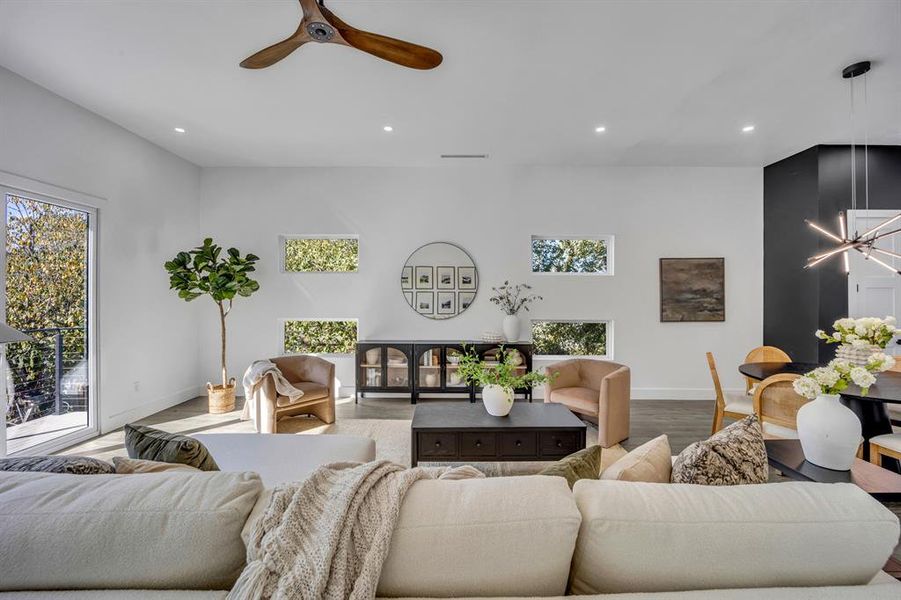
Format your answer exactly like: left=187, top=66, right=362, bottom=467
left=417, top=347, right=442, bottom=388
left=481, top=346, right=528, bottom=384
left=386, top=346, right=410, bottom=388
left=360, top=346, right=382, bottom=388
left=445, top=347, right=467, bottom=388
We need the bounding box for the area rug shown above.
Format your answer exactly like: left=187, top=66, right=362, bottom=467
left=277, top=415, right=601, bottom=477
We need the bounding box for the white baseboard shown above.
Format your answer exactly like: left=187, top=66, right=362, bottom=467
left=101, top=385, right=205, bottom=434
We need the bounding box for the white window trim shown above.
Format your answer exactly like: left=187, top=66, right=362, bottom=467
left=280, top=317, right=359, bottom=357
left=279, top=234, right=360, bottom=274
left=530, top=235, right=614, bottom=277
left=531, top=319, right=613, bottom=360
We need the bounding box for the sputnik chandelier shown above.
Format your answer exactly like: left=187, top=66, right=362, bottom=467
left=804, top=61, right=901, bottom=276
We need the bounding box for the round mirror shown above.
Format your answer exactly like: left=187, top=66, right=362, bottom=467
left=401, top=242, right=478, bottom=320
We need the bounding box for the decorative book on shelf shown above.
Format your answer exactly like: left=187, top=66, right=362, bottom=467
left=355, top=341, right=533, bottom=405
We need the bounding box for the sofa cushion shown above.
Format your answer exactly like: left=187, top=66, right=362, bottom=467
left=193, top=432, right=376, bottom=487
left=0, top=455, right=113, bottom=475
left=112, top=456, right=201, bottom=474
left=0, top=471, right=262, bottom=592
left=124, top=424, right=219, bottom=471
left=538, top=445, right=603, bottom=488
left=600, top=434, right=671, bottom=483
left=377, top=475, right=582, bottom=598
left=671, top=415, right=767, bottom=485
left=569, top=480, right=900, bottom=594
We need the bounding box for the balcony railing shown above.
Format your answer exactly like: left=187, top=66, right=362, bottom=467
left=4, top=326, right=88, bottom=427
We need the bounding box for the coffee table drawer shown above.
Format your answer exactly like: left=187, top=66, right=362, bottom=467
left=460, top=432, right=497, bottom=457
left=418, top=432, right=457, bottom=458
left=499, top=432, right=537, bottom=457
left=540, top=431, right=579, bottom=457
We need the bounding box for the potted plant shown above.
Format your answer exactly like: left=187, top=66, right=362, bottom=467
left=489, top=281, right=542, bottom=342
left=816, top=316, right=899, bottom=365
left=456, top=345, right=553, bottom=416
left=164, top=239, right=260, bottom=413
left=792, top=352, right=894, bottom=470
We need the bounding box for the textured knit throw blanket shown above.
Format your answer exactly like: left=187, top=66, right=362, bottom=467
left=241, top=360, right=304, bottom=426
left=228, top=460, right=460, bottom=600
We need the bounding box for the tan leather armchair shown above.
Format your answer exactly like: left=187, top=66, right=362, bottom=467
left=255, top=355, right=336, bottom=434
left=543, top=358, right=630, bottom=447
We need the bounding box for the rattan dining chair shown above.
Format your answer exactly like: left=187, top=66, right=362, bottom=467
left=752, top=373, right=807, bottom=439
left=743, top=346, right=792, bottom=394
left=707, top=352, right=754, bottom=434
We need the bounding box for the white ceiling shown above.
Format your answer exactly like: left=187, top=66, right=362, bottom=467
left=1, top=0, right=900, bottom=168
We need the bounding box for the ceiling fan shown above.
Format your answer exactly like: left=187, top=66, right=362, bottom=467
left=240, top=0, right=443, bottom=70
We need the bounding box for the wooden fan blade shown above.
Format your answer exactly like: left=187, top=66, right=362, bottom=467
left=320, top=7, right=442, bottom=70
left=240, top=36, right=306, bottom=69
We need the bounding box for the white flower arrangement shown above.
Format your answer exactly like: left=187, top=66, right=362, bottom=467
left=792, top=353, right=895, bottom=399
left=815, top=316, right=899, bottom=349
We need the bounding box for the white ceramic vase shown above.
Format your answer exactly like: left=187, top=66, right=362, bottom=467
left=503, top=315, right=521, bottom=342
left=796, top=393, right=862, bottom=471
left=482, top=384, right=514, bottom=417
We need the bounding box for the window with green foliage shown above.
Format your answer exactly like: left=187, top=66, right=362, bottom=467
left=284, top=320, right=358, bottom=354
left=283, top=237, right=358, bottom=272
left=531, top=237, right=611, bottom=274
left=532, top=321, right=609, bottom=356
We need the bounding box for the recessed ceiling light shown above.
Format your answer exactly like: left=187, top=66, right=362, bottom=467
left=742, top=125, right=755, bottom=133
left=173, top=127, right=186, bottom=134
left=383, top=125, right=394, bottom=132
left=594, top=125, right=606, bottom=133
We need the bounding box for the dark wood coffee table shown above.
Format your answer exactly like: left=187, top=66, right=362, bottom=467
left=765, top=439, right=901, bottom=501
left=411, top=402, right=587, bottom=467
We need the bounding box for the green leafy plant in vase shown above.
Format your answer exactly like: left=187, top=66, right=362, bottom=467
left=456, top=345, right=554, bottom=416
left=164, top=238, right=260, bottom=413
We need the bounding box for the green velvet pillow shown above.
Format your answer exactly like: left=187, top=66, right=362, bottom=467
left=538, top=445, right=603, bottom=488
left=123, top=424, right=219, bottom=471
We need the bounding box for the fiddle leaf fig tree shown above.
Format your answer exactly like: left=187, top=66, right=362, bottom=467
left=164, top=238, right=260, bottom=388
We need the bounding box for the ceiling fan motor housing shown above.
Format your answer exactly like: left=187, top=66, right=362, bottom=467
left=307, top=22, right=336, bottom=42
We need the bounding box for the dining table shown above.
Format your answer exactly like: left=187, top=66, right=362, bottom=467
left=739, top=361, right=901, bottom=473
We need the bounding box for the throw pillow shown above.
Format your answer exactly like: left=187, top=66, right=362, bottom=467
left=538, top=445, right=603, bottom=488
left=112, top=456, right=202, bottom=474
left=0, top=455, right=114, bottom=474
left=600, top=434, right=672, bottom=483
left=671, top=415, right=768, bottom=485
left=123, top=424, right=219, bottom=471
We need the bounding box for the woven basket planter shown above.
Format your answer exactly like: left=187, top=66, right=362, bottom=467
left=834, top=344, right=881, bottom=366
left=207, top=378, right=237, bottom=414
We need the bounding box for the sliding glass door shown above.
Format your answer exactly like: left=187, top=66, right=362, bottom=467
left=2, top=187, right=96, bottom=454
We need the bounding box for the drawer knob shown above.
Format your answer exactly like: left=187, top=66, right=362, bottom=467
left=475, top=440, right=482, bottom=447
left=434, top=441, right=441, bottom=447
left=515, top=440, right=522, bottom=447
left=556, top=440, right=563, bottom=448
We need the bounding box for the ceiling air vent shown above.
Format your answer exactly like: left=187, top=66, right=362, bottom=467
left=440, top=154, right=489, bottom=159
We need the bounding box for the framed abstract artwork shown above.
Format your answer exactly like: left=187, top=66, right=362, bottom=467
left=415, top=291, right=434, bottom=315
left=437, top=291, right=456, bottom=315
left=458, top=266, right=476, bottom=290
left=415, top=266, right=433, bottom=289
left=436, top=266, right=455, bottom=289
left=401, top=266, right=413, bottom=290
left=659, top=258, right=725, bottom=322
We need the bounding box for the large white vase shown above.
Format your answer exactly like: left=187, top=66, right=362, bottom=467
left=482, top=384, right=514, bottom=416
left=796, top=394, right=862, bottom=471
left=503, top=315, right=521, bottom=342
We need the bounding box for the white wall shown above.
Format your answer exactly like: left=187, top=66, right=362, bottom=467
left=0, top=67, right=203, bottom=433
left=200, top=166, right=762, bottom=399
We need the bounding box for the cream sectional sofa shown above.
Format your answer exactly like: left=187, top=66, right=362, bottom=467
left=0, top=468, right=899, bottom=598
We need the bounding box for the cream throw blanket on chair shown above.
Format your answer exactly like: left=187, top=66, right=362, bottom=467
left=229, top=461, right=471, bottom=600
left=241, top=360, right=303, bottom=431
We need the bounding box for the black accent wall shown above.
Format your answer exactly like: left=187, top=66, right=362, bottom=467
left=763, top=145, right=901, bottom=363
